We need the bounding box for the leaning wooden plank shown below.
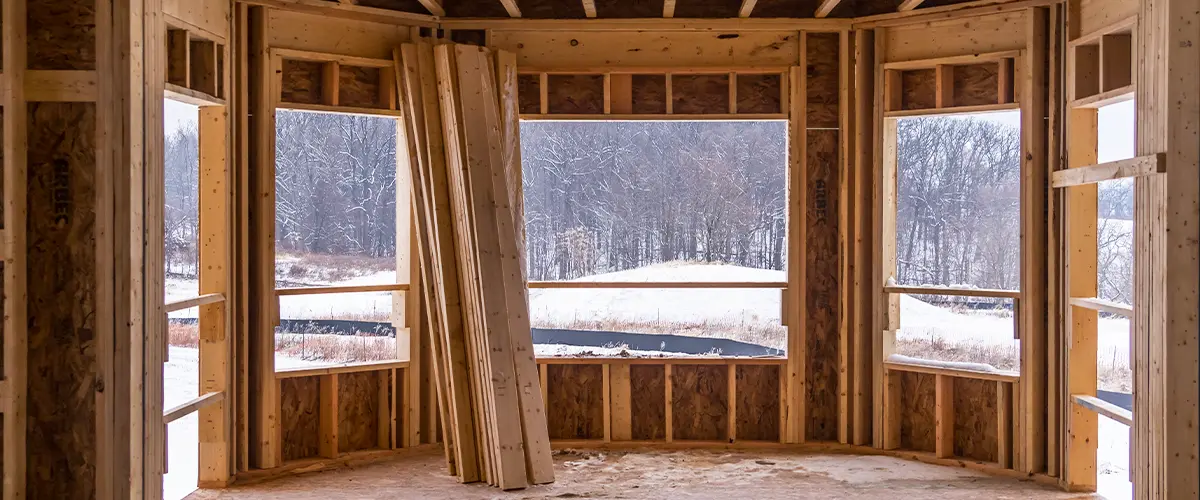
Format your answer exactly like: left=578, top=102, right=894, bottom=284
left=1071, top=394, right=1133, bottom=427
left=453, top=44, right=529, bottom=490
left=398, top=42, right=480, bottom=482
left=435, top=43, right=497, bottom=485
left=1069, top=297, right=1133, bottom=317
left=1050, top=153, right=1167, bottom=187
left=494, top=48, right=555, bottom=485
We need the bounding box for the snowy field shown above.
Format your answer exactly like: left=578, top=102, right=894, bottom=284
left=163, top=261, right=1132, bottom=499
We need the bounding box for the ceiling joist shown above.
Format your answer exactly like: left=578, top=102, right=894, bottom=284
left=814, top=0, right=842, bottom=17
left=663, top=0, right=677, bottom=17
left=582, top=0, right=597, bottom=17
left=897, top=0, right=927, bottom=11
left=738, top=0, right=759, bottom=17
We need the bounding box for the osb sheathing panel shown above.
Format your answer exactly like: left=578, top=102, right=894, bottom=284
left=1078, top=0, right=1137, bottom=38
left=28, top=0, right=96, bottom=70
left=518, top=0, right=587, bottom=18
left=449, top=29, right=487, bottom=47
left=595, top=0, right=662, bottom=18
left=355, top=0, right=433, bottom=14
left=489, top=31, right=799, bottom=70
left=752, top=0, right=816, bottom=18
left=281, top=377, right=321, bottom=461
left=736, top=365, right=780, bottom=441
left=805, top=130, right=840, bottom=442
left=631, top=75, right=668, bottom=114
left=547, top=74, right=605, bottom=115
left=884, top=12, right=1026, bottom=62
left=672, top=365, right=728, bottom=441
left=806, top=33, right=840, bottom=128
left=339, top=371, right=381, bottom=453
left=280, top=59, right=325, bottom=105
left=445, top=0, right=511, bottom=17
left=671, top=74, right=730, bottom=115
left=736, top=74, right=782, bottom=114
left=268, top=9, right=411, bottom=60
left=27, top=102, right=96, bottom=499
left=952, top=63, right=1000, bottom=107
left=673, top=0, right=740, bottom=18
left=899, top=372, right=936, bottom=452
left=900, top=69, right=937, bottom=111
left=630, top=365, right=666, bottom=440
left=339, top=66, right=383, bottom=109
left=518, top=74, right=542, bottom=114
left=163, top=0, right=231, bottom=41
left=953, top=378, right=998, bottom=462
left=548, top=364, right=605, bottom=440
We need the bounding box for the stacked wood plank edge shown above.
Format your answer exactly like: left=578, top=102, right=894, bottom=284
left=393, top=41, right=555, bottom=490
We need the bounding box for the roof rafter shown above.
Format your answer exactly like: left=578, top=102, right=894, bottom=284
left=897, top=0, right=927, bottom=11
left=814, top=0, right=842, bottom=17
left=415, top=0, right=446, bottom=16
left=582, top=0, right=597, bottom=17
left=664, top=0, right=677, bottom=17
left=738, top=0, right=759, bottom=17
left=499, top=0, right=522, bottom=17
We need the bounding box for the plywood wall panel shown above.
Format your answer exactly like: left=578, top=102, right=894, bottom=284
left=268, top=9, right=411, bottom=60
left=338, top=371, right=381, bottom=453
left=489, top=31, right=800, bottom=70
left=547, top=364, right=605, bottom=439
left=672, top=365, right=729, bottom=440
left=953, top=377, right=998, bottom=462
left=27, top=0, right=95, bottom=70
left=26, top=102, right=97, bottom=499
left=163, top=0, right=231, bottom=40
left=547, top=74, right=605, bottom=114
left=884, top=12, right=1026, bottom=62
left=281, top=377, right=321, bottom=461
left=630, top=365, right=667, bottom=440
left=805, top=130, right=841, bottom=442
left=737, top=74, right=783, bottom=114
left=901, top=69, right=937, bottom=111
left=1078, top=0, right=1137, bottom=38
left=672, top=74, right=731, bottom=114
left=631, top=75, right=668, bottom=114
left=338, top=66, right=383, bottom=109
left=806, top=33, right=840, bottom=128
left=899, top=372, right=936, bottom=452
left=518, top=74, right=542, bottom=114
left=736, top=365, right=781, bottom=441
left=280, top=59, right=325, bottom=105
left=952, top=63, right=1000, bottom=107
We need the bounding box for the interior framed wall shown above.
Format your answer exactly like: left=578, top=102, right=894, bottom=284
left=868, top=8, right=1054, bottom=476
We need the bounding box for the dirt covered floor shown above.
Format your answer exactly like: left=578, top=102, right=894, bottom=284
left=189, top=447, right=1099, bottom=499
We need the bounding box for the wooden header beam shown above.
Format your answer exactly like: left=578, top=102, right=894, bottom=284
left=1069, top=297, right=1134, bottom=317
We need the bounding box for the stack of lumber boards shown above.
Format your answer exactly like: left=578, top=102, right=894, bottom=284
left=393, top=40, right=554, bottom=490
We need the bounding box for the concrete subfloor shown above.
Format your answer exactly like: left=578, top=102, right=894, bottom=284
left=189, top=447, right=1100, bottom=499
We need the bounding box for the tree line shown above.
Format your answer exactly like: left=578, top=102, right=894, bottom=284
left=165, top=111, right=1132, bottom=301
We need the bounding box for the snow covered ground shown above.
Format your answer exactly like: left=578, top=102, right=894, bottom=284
left=163, top=261, right=1133, bottom=498
left=163, top=347, right=321, bottom=500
